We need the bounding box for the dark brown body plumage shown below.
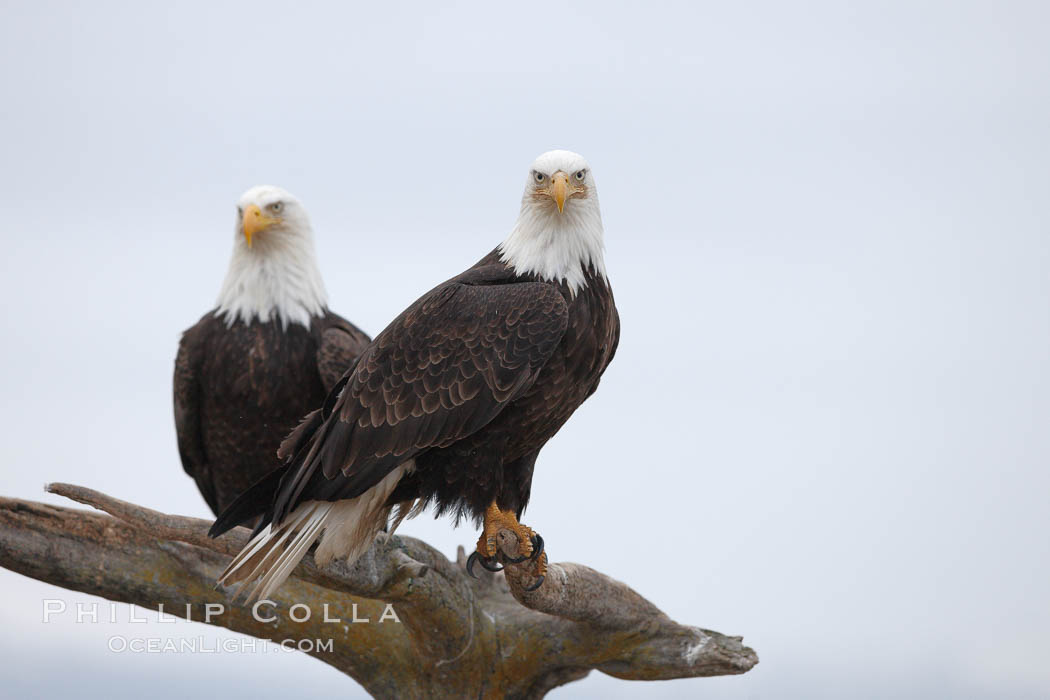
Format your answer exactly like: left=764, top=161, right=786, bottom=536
left=211, top=249, right=618, bottom=536
left=174, top=311, right=369, bottom=515
left=402, top=258, right=619, bottom=519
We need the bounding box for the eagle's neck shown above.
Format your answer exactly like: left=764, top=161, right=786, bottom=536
left=216, top=231, right=328, bottom=329
left=498, top=194, right=606, bottom=296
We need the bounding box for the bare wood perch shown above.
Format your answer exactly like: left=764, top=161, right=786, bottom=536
left=0, top=484, right=757, bottom=698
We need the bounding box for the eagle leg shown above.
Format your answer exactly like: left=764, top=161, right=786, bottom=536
left=469, top=502, right=548, bottom=588
left=475, top=502, right=537, bottom=561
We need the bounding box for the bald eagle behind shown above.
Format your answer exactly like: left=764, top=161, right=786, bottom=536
left=211, top=152, right=619, bottom=599
left=174, top=185, right=370, bottom=515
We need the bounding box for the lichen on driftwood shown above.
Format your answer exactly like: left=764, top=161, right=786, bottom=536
left=0, top=484, right=757, bottom=698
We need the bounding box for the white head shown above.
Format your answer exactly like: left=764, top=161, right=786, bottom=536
left=498, top=150, right=607, bottom=295
left=215, top=185, right=328, bottom=328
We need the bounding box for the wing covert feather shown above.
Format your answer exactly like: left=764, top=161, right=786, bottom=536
left=173, top=324, right=219, bottom=512
left=273, top=280, right=567, bottom=521
left=330, top=281, right=567, bottom=476
left=316, top=314, right=371, bottom=391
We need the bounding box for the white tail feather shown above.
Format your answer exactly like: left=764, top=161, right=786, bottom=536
left=217, top=461, right=414, bottom=603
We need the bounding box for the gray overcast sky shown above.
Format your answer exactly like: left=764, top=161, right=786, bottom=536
left=2, top=1, right=1049, bottom=698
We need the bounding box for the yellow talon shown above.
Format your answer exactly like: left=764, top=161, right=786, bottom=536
left=474, top=502, right=537, bottom=562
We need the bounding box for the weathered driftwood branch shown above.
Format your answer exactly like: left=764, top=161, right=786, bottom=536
left=0, top=484, right=757, bottom=698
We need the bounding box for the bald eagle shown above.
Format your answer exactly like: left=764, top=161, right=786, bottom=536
left=210, top=152, right=619, bottom=597
left=174, top=185, right=370, bottom=516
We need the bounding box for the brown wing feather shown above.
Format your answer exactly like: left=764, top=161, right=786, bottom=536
left=173, top=323, right=220, bottom=513
left=315, top=313, right=371, bottom=391
left=271, top=278, right=568, bottom=524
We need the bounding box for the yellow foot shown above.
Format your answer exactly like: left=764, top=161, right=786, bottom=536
left=475, top=502, right=536, bottom=561
left=466, top=502, right=547, bottom=590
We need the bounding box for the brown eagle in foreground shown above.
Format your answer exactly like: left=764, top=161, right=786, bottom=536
left=210, top=151, right=619, bottom=598
left=174, top=185, right=370, bottom=515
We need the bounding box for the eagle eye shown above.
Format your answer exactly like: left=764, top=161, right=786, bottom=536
left=574, top=169, right=586, bottom=181
left=268, top=202, right=283, bottom=213
left=533, top=171, right=546, bottom=183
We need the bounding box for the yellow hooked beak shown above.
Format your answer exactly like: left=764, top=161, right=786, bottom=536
left=241, top=204, right=278, bottom=247
left=550, top=171, right=569, bottom=213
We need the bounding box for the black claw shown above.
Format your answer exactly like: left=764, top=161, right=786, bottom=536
left=523, top=575, right=545, bottom=592
left=529, top=534, right=544, bottom=561
left=466, top=551, right=502, bottom=578
left=478, top=555, right=503, bottom=572
left=505, top=534, right=545, bottom=564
